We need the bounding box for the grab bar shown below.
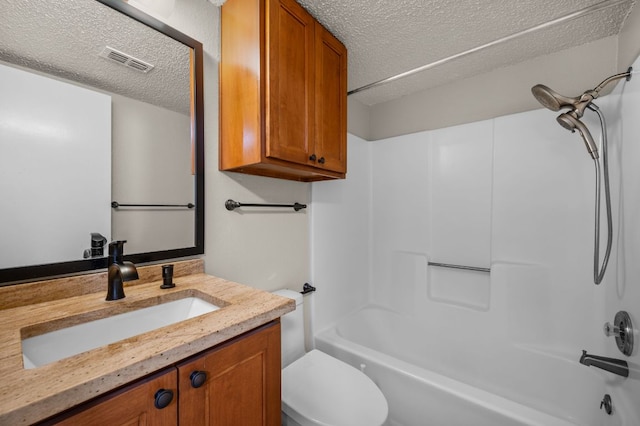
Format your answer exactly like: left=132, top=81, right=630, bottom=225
left=428, top=262, right=490, bottom=273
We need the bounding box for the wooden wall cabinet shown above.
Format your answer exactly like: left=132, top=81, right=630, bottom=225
left=41, top=322, right=281, bottom=426
left=220, top=0, right=348, bottom=182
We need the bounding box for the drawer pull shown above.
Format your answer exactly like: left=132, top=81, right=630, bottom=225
left=154, top=389, right=174, bottom=409
left=190, top=370, right=207, bottom=388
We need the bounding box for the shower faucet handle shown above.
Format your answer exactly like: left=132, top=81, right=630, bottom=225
left=603, top=311, right=634, bottom=356
left=603, top=322, right=622, bottom=337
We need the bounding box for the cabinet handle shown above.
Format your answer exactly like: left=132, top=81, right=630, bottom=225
left=318, top=157, right=326, bottom=164
left=309, top=154, right=317, bottom=162
left=154, top=389, right=174, bottom=409
left=190, top=370, right=207, bottom=388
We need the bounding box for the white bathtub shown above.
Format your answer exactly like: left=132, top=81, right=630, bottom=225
left=315, top=305, right=633, bottom=426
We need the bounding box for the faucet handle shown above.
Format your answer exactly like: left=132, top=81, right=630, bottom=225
left=108, top=240, right=128, bottom=264
left=603, top=311, right=634, bottom=356
left=603, top=322, right=621, bottom=338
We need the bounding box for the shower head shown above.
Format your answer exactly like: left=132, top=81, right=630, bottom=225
left=531, top=84, right=581, bottom=112
left=532, top=68, right=632, bottom=160
left=556, top=111, right=578, bottom=131
left=556, top=112, right=599, bottom=160
left=532, top=68, right=633, bottom=116
left=531, top=84, right=597, bottom=118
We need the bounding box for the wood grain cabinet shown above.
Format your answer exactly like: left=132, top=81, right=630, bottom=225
left=220, top=0, right=348, bottom=182
left=177, top=320, right=281, bottom=425
left=42, top=368, right=178, bottom=426
left=41, top=322, right=281, bottom=426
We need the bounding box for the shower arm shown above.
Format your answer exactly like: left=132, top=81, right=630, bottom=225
left=593, top=69, right=633, bottom=95
left=571, top=68, right=633, bottom=118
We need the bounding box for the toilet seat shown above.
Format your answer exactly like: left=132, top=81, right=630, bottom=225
left=282, top=349, right=388, bottom=426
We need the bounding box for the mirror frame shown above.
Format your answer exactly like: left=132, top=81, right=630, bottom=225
left=0, top=0, right=205, bottom=284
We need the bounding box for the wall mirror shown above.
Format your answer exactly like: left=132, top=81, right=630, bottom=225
left=0, top=0, right=204, bottom=284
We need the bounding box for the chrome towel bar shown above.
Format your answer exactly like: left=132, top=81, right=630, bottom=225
left=428, top=262, right=490, bottom=273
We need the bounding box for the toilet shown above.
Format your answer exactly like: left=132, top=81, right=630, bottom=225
left=274, top=289, right=388, bottom=426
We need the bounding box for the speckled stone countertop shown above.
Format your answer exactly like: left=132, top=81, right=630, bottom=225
left=0, top=260, right=294, bottom=425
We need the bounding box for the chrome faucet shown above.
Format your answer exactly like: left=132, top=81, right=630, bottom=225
left=579, top=350, right=629, bottom=378
left=106, top=240, right=139, bottom=301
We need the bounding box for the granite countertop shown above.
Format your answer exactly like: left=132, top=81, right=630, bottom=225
left=0, top=267, right=294, bottom=425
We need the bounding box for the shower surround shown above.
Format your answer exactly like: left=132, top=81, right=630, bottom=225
left=311, top=59, right=640, bottom=425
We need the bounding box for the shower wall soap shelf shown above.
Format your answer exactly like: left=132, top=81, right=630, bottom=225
left=428, top=262, right=490, bottom=273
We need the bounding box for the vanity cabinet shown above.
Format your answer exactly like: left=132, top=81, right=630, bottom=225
left=44, top=368, right=178, bottom=425
left=40, top=322, right=281, bottom=426
left=178, top=320, right=281, bottom=425
left=220, top=0, right=347, bottom=182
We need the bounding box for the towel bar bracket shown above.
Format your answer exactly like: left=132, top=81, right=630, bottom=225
left=300, top=283, right=316, bottom=295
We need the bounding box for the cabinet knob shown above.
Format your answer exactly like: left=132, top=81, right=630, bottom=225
left=190, top=370, right=207, bottom=388
left=309, top=154, right=317, bottom=162
left=318, top=157, right=326, bottom=164
left=154, top=389, right=174, bottom=409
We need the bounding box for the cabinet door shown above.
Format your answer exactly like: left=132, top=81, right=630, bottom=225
left=43, top=368, right=177, bottom=426
left=178, top=321, right=281, bottom=425
left=314, top=22, right=347, bottom=173
left=266, top=0, right=315, bottom=166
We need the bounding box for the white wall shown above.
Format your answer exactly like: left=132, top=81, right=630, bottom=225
left=310, top=134, right=372, bottom=333
left=605, top=66, right=640, bottom=421
left=312, top=58, right=640, bottom=423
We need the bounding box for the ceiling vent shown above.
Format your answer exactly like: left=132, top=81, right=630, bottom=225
left=99, top=46, right=154, bottom=73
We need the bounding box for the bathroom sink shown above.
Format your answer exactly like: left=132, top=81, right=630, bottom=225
left=22, top=296, right=220, bottom=369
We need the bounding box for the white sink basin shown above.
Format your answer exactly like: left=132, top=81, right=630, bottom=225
left=22, top=296, right=219, bottom=369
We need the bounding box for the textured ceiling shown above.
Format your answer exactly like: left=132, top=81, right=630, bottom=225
left=0, top=0, right=191, bottom=115
left=1, top=0, right=635, bottom=112
left=298, top=0, right=636, bottom=106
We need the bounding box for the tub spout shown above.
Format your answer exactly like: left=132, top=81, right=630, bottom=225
left=579, top=350, right=629, bottom=378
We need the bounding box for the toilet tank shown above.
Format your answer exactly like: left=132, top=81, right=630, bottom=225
left=273, top=289, right=305, bottom=368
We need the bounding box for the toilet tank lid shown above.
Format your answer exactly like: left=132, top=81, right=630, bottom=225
left=273, top=289, right=303, bottom=306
